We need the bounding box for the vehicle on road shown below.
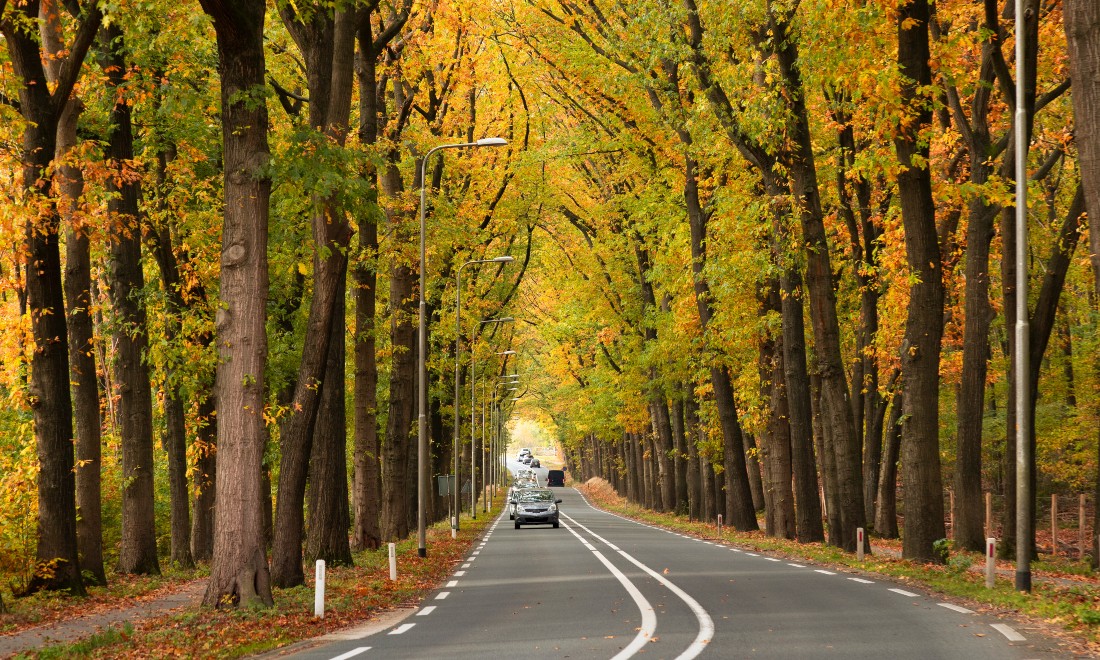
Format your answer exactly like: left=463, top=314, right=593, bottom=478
left=511, top=488, right=562, bottom=528
left=529, top=457, right=541, bottom=468
left=521, top=455, right=532, bottom=465
left=546, top=469, right=565, bottom=487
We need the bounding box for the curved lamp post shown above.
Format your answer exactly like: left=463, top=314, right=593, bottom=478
left=452, top=261, right=513, bottom=532
left=418, top=137, right=507, bottom=558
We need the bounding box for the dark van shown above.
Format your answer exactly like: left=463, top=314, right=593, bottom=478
left=546, top=469, right=566, bottom=487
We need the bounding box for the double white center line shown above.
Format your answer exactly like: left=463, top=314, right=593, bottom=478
left=562, top=512, right=714, bottom=660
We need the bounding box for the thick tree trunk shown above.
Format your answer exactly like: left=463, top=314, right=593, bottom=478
left=101, top=24, right=160, bottom=576
left=895, top=0, right=946, bottom=562
left=776, top=254, right=824, bottom=542
left=651, top=400, right=675, bottom=512
left=381, top=157, right=417, bottom=542
left=1065, top=0, right=1100, bottom=569
left=306, top=275, right=353, bottom=566
left=352, top=214, right=382, bottom=551
left=760, top=282, right=796, bottom=538
left=775, top=24, right=864, bottom=550
left=200, top=0, right=274, bottom=608
left=3, top=0, right=101, bottom=596
left=270, top=7, right=356, bottom=588
left=43, top=1, right=107, bottom=586
left=58, top=100, right=107, bottom=585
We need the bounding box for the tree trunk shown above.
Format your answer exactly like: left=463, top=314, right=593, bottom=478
left=3, top=0, right=101, bottom=596
left=875, top=392, right=903, bottom=538
left=42, top=0, right=107, bottom=586
left=744, top=433, right=765, bottom=512
left=651, top=400, right=675, bottom=512
left=191, top=396, right=217, bottom=562
left=58, top=98, right=107, bottom=585
left=380, top=157, right=417, bottom=542
left=306, top=274, right=353, bottom=566
left=671, top=394, right=689, bottom=514
left=684, top=387, right=702, bottom=520
left=776, top=249, right=824, bottom=542
left=101, top=23, right=160, bottom=576
left=895, top=0, right=947, bottom=562
left=1064, top=0, right=1100, bottom=569
left=352, top=213, right=382, bottom=551
left=760, top=282, right=796, bottom=538
left=200, top=0, right=274, bottom=608
left=270, top=6, right=356, bottom=589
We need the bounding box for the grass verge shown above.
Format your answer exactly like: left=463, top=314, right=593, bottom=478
left=575, top=477, right=1100, bottom=653
left=13, top=503, right=497, bottom=659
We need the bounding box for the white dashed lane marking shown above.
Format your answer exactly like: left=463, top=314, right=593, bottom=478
left=848, top=578, right=874, bottom=584
left=788, top=563, right=805, bottom=568
left=329, top=647, right=370, bottom=660
left=991, top=624, right=1026, bottom=641
left=938, top=603, right=973, bottom=614
left=446, top=580, right=458, bottom=588
left=436, top=591, right=450, bottom=600
left=389, top=623, right=414, bottom=635
left=815, top=570, right=837, bottom=576
left=888, top=588, right=919, bottom=597
left=417, top=606, right=436, bottom=616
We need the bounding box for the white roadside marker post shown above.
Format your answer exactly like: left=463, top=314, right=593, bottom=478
left=717, top=514, right=723, bottom=539
left=389, top=542, right=398, bottom=581
left=857, top=527, right=865, bottom=562
left=985, top=538, right=996, bottom=589
left=314, top=559, right=326, bottom=618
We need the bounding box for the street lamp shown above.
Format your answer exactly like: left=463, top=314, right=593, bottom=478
left=470, top=317, right=515, bottom=518
left=417, top=137, right=507, bottom=558
left=491, top=375, right=519, bottom=498
left=452, top=261, right=513, bottom=533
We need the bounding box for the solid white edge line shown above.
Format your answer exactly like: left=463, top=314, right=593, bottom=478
left=560, top=521, right=656, bottom=660
left=388, top=623, right=415, bottom=635
left=937, top=603, right=973, bottom=614
left=329, top=646, right=371, bottom=660
left=888, top=588, right=919, bottom=597
left=563, top=513, right=714, bottom=660
left=417, top=606, right=436, bottom=616
left=991, top=623, right=1026, bottom=641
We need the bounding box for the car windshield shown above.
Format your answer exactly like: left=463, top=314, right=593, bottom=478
left=517, top=490, right=554, bottom=503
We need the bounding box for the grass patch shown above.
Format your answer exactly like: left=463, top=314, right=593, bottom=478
left=576, top=477, right=1100, bottom=652
left=11, top=501, right=498, bottom=659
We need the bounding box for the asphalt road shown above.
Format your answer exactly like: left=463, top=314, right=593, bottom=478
left=289, top=460, right=1062, bottom=659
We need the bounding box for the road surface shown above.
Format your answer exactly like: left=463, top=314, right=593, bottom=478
left=289, top=460, right=1060, bottom=659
